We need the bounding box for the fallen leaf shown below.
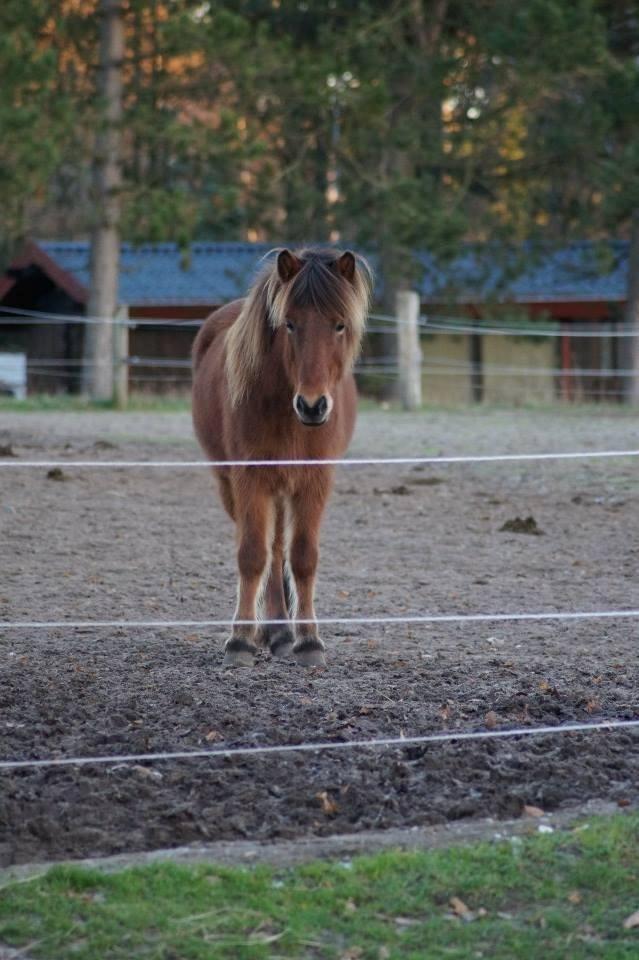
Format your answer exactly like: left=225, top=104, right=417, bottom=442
left=317, top=791, right=339, bottom=816
left=338, top=590, right=350, bottom=598
left=340, top=949, right=363, bottom=960
left=585, top=698, right=601, bottom=714
left=522, top=804, right=545, bottom=818
left=567, top=891, right=582, bottom=905
left=450, top=896, right=472, bottom=918
left=623, top=910, right=639, bottom=930
left=439, top=702, right=453, bottom=721
left=132, top=765, right=163, bottom=781
left=204, top=730, right=222, bottom=742
left=499, top=515, right=544, bottom=535
left=484, top=710, right=498, bottom=729
left=618, top=798, right=631, bottom=808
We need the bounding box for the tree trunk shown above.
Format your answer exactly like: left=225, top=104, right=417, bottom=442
left=82, top=0, right=124, bottom=400
left=377, top=0, right=449, bottom=399
left=624, top=209, right=639, bottom=404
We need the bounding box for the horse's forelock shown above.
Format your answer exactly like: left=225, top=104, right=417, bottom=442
left=269, top=249, right=371, bottom=343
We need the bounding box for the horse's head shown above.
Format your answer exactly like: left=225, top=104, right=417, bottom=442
left=271, top=248, right=371, bottom=426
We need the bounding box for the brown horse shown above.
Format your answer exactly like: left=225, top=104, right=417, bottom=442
left=192, top=246, right=371, bottom=667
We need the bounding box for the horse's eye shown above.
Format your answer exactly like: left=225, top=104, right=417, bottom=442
left=285, top=320, right=295, bottom=333
left=335, top=322, right=346, bottom=333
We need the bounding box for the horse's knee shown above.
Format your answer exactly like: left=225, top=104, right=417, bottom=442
left=237, top=537, right=268, bottom=580
left=290, top=535, right=318, bottom=582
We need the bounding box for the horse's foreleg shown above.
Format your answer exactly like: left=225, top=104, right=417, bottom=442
left=256, top=499, right=295, bottom=658
left=223, top=485, right=272, bottom=667
left=289, top=480, right=330, bottom=667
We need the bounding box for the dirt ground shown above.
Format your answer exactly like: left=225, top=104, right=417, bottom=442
left=1, top=405, right=638, bottom=867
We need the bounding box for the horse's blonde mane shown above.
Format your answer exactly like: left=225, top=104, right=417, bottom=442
left=225, top=247, right=372, bottom=406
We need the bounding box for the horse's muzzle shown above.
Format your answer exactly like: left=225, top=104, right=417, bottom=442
left=294, top=393, right=331, bottom=426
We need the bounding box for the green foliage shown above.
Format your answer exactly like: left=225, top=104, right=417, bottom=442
left=0, top=1, right=75, bottom=261
left=1, top=0, right=638, bottom=294
left=1, top=813, right=638, bottom=958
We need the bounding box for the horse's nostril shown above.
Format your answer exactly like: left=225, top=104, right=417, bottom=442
left=295, top=394, right=328, bottom=421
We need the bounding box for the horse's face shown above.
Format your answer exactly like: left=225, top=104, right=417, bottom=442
left=282, top=305, right=351, bottom=426
left=274, top=248, right=364, bottom=427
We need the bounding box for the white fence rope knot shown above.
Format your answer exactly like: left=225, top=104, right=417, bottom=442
left=0, top=719, right=637, bottom=771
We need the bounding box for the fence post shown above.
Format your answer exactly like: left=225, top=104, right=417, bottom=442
left=396, top=289, right=422, bottom=410
left=113, top=304, right=129, bottom=409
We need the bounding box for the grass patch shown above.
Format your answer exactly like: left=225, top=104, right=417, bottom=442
left=2, top=393, right=635, bottom=417
left=0, top=392, right=194, bottom=413
left=1, top=813, right=638, bottom=959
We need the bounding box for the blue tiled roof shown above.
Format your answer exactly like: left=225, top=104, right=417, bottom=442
left=416, top=241, right=629, bottom=303
left=36, top=240, right=629, bottom=306
left=39, top=241, right=275, bottom=306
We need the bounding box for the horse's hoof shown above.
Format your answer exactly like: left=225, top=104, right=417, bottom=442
left=222, top=640, right=257, bottom=668
left=269, top=627, right=295, bottom=659
left=293, top=639, right=326, bottom=667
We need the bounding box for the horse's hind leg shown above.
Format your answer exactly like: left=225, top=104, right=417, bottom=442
left=224, top=483, right=272, bottom=667
left=288, top=477, right=330, bottom=667
left=215, top=471, right=235, bottom=520
left=256, top=499, right=295, bottom=658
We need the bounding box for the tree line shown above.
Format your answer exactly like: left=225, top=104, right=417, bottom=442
left=1, top=1, right=638, bottom=321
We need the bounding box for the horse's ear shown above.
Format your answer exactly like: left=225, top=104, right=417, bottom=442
left=277, top=249, right=302, bottom=283
left=334, top=250, right=356, bottom=282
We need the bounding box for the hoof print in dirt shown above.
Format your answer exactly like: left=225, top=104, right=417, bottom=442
left=499, top=515, right=544, bottom=535
left=46, top=467, right=69, bottom=482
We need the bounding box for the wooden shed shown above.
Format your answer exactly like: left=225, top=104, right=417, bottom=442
left=0, top=241, right=271, bottom=394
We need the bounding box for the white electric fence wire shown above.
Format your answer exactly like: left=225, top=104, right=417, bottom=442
left=0, top=304, right=202, bottom=327
left=3, top=304, right=638, bottom=337
left=2, top=450, right=638, bottom=469
left=1, top=718, right=637, bottom=771
left=15, top=353, right=638, bottom=378
left=418, top=318, right=638, bottom=337
left=2, top=608, right=639, bottom=631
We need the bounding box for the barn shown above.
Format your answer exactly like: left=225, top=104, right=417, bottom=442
left=0, top=239, right=632, bottom=401
left=0, top=240, right=270, bottom=395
